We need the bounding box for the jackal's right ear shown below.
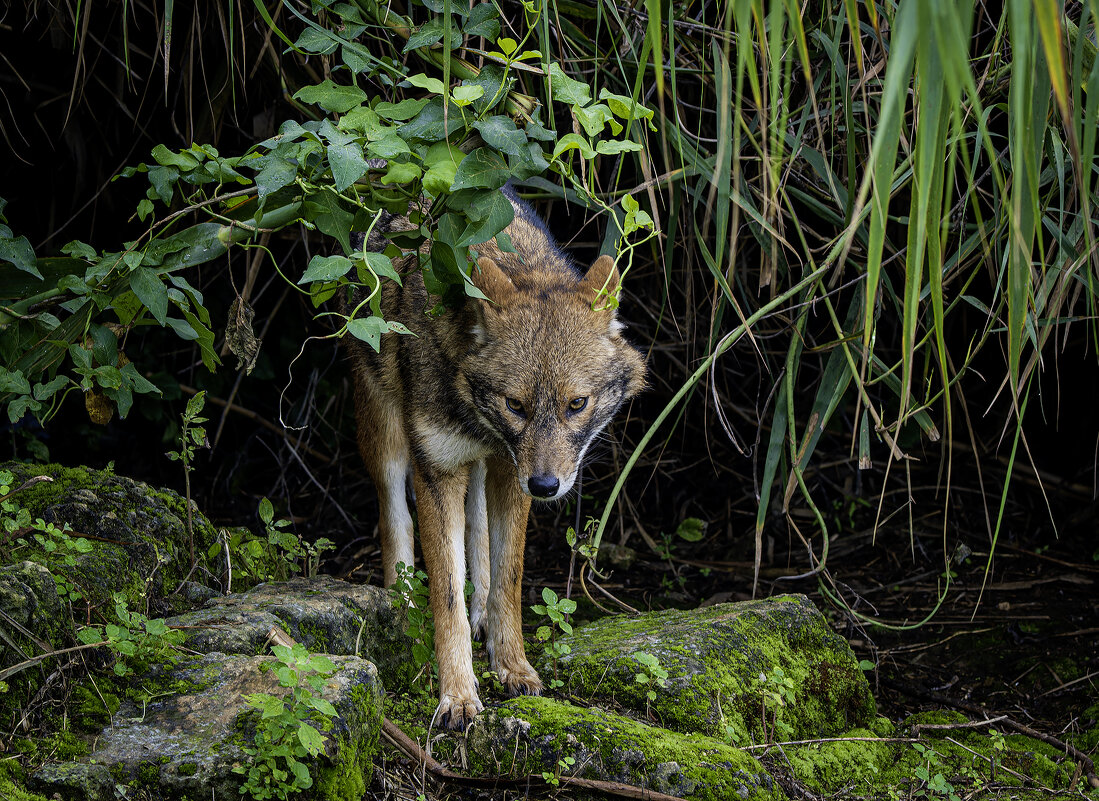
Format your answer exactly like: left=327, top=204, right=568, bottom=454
left=470, top=257, right=516, bottom=307
left=579, top=254, right=621, bottom=304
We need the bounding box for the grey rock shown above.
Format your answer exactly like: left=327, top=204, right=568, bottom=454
left=33, top=653, right=383, bottom=801
left=166, top=575, right=417, bottom=691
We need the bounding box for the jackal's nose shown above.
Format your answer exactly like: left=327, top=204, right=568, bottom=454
left=527, top=474, right=560, bottom=499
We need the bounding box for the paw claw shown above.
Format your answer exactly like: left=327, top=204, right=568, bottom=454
left=435, top=694, right=484, bottom=731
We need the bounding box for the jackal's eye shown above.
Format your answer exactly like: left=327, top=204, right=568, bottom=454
left=567, top=396, right=589, bottom=415
left=505, top=397, right=526, bottom=416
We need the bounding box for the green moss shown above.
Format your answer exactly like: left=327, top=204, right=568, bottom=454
left=312, top=683, right=383, bottom=800
left=136, top=760, right=161, bottom=786
left=0, top=760, right=49, bottom=801
left=177, top=762, right=198, bottom=776
left=70, top=685, right=121, bottom=731
left=783, top=727, right=895, bottom=793
left=470, top=696, right=784, bottom=801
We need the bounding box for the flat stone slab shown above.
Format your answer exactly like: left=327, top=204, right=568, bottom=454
left=30, top=653, right=383, bottom=801
left=467, top=696, right=785, bottom=801
left=166, top=575, right=417, bottom=691
left=542, top=593, right=875, bottom=742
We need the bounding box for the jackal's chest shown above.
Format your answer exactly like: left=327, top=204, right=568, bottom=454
left=415, top=424, right=494, bottom=471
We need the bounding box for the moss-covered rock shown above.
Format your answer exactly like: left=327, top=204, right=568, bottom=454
left=0, top=561, right=66, bottom=731
left=0, top=462, right=218, bottom=609
left=545, top=594, right=875, bottom=742
left=165, top=575, right=417, bottom=691
left=31, top=652, right=383, bottom=801
left=467, top=695, right=785, bottom=801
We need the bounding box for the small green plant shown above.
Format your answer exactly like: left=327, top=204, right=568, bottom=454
left=531, top=587, right=576, bottom=691
left=630, top=651, right=668, bottom=716
left=258, top=498, right=334, bottom=579
left=76, top=592, right=184, bottom=677
left=911, top=743, right=961, bottom=801
left=541, top=755, right=576, bottom=787
left=234, top=643, right=339, bottom=800
left=390, top=562, right=435, bottom=685
left=1, top=473, right=91, bottom=604
left=165, top=391, right=208, bottom=563
left=753, top=666, right=797, bottom=743
left=988, top=728, right=1006, bottom=780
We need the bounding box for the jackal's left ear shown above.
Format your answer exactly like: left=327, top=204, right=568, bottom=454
left=470, top=256, right=516, bottom=307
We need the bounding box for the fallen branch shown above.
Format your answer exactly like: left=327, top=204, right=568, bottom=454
left=381, top=717, right=686, bottom=801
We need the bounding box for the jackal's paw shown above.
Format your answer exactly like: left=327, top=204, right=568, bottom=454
left=434, top=693, right=484, bottom=731
left=497, top=662, right=543, bottom=697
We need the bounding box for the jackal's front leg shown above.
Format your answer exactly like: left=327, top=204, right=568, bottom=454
left=412, top=464, right=481, bottom=730
left=484, top=456, right=543, bottom=697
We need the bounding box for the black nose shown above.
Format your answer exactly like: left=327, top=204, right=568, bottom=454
left=528, top=474, right=560, bottom=498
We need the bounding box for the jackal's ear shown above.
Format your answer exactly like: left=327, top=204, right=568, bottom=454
left=470, top=257, right=516, bottom=306
left=579, top=254, right=621, bottom=305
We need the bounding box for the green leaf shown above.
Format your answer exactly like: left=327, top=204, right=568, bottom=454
left=595, top=139, right=643, bottom=155
left=33, top=376, right=69, bottom=401
left=150, top=144, right=200, bottom=170
left=166, top=317, right=198, bottom=340
left=422, top=142, right=465, bottom=196
left=474, top=116, right=527, bottom=156
left=398, top=97, right=463, bottom=141
left=346, top=316, right=390, bottom=351
left=293, top=80, right=368, bottom=113
left=404, top=73, right=446, bottom=95
left=362, top=252, right=401, bottom=284
left=450, top=147, right=509, bottom=190
left=552, top=133, right=596, bottom=160
left=381, top=161, right=422, bottom=185
left=255, top=156, right=299, bottom=202
left=294, top=26, right=338, bottom=54
left=0, top=229, right=40, bottom=279
left=404, top=18, right=462, bottom=54
left=573, top=103, right=621, bottom=137
left=0, top=367, right=32, bottom=395
left=129, top=267, right=169, bottom=325
left=374, top=98, right=430, bottom=121
left=327, top=142, right=368, bottom=191
left=76, top=627, right=104, bottom=644
left=597, top=88, right=655, bottom=126
left=451, top=84, right=485, bottom=107
left=547, top=63, right=591, bottom=106
left=367, top=135, right=411, bottom=159
left=675, top=517, right=706, bottom=542
left=462, top=190, right=515, bottom=245
left=61, top=240, right=97, bottom=260
left=464, top=4, right=500, bottom=39
left=300, top=255, right=354, bottom=284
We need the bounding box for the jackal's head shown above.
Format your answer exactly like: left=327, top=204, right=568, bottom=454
left=460, top=254, right=647, bottom=501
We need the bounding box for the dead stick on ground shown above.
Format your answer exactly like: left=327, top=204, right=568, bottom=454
left=381, top=718, right=685, bottom=801
left=884, top=678, right=1098, bottom=787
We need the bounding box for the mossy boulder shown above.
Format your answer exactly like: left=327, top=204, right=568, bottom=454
left=0, top=462, right=218, bottom=609
left=0, top=561, right=67, bottom=731
left=546, top=594, right=874, bottom=742
left=30, top=652, right=384, bottom=801
left=467, top=695, right=785, bottom=801
left=165, top=575, right=417, bottom=690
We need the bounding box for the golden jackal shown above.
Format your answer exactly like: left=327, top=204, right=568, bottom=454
left=344, top=187, right=646, bottom=730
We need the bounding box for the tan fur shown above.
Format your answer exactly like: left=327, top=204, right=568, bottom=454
left=344, top=190, right=646, bottom=730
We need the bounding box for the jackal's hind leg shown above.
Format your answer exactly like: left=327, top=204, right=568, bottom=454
left=465, top=459, right=490, bottom=642
left=484, top=456, right=543, bottom=698
left=353, top=381, right=413, bottom=586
